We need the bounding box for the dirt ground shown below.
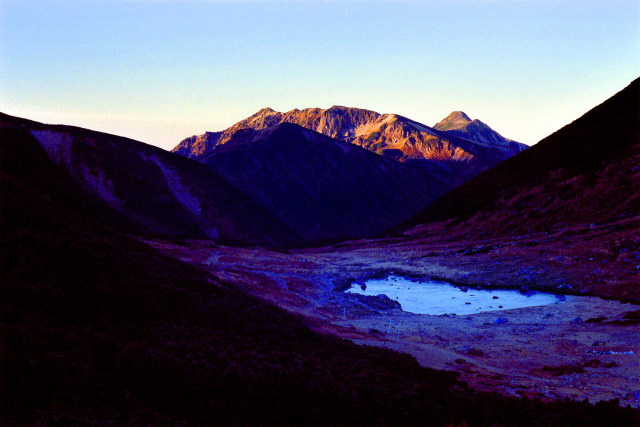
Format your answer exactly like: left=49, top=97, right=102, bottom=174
left=143, top=220, right=640, bottom=407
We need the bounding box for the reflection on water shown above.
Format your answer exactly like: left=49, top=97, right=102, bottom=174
left=346, top=275, right=569, bottom=315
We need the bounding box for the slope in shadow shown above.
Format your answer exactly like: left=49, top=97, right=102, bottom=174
left=1, top=114, right=303, bottom=248
left=201, top=122, right=450, bottom=243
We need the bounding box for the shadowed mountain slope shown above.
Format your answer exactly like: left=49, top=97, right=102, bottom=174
left=174, top=106, right=527, bottom=184
left=200, top=123, right=449, bottom=242
left=399, top=78, right=640, bottom=234
left=0, top=113, right=303, bottom=247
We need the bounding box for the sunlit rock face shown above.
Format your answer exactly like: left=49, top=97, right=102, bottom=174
left=171, top=105, right=528, bottom=244
left=173, top=105, right=526, bottom=184
left=172, top=131, right=221, bottom=159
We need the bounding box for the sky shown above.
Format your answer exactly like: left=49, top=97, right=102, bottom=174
left=1, top=0, right=638, bottom=150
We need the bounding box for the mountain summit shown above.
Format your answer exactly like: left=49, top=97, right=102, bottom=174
left=434, top=111, right=522, bottom=148
left=433, top=111, right=473, bottom=131
left=170, top=106, right=528, bottom=242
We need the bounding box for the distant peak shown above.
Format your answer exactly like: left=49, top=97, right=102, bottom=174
left=447, top=111, right=472, bottom=122
left=434, top=111, right=473, bottom=131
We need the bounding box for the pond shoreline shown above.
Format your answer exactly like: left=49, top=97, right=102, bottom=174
left=345, top=275, right=571, bottom=316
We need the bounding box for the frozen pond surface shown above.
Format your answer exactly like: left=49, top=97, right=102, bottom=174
left=346, top=275, right=570, bottom=315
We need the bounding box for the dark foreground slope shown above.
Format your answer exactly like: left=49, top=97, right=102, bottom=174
left=201, top=123, right=449, bottom=242
left=2, top=131, right=637, bottom=424
left=401, top=78, right=640, bottom=233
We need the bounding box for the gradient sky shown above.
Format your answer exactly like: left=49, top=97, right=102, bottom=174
left=2, top=0, right=638, bottom=150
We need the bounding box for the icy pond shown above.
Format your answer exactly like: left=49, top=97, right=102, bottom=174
left=346, top=275, right=570, bottom=315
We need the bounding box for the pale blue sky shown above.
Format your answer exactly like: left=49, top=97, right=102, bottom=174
left=2, top=0, right=638, bottom=150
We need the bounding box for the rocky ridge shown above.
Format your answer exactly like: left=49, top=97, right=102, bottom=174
left=173, top=106, right=527, bottom=182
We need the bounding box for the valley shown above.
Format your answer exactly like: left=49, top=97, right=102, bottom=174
left=145, top=214, right=640, bottom=408
left=2, top=78, right=638, bottom=423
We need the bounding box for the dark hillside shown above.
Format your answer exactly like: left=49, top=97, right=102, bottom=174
left=0, top=114, right=303, bottom=248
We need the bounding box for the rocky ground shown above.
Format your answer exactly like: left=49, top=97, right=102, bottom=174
left=145, top=216, right=640, bottom=408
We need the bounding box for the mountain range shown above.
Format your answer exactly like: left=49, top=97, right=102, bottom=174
left=168, top=106, right=527, bottom=242
left=173, top=106, right=527, bottom=184
left=6, top=106, right=524, bottom=246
